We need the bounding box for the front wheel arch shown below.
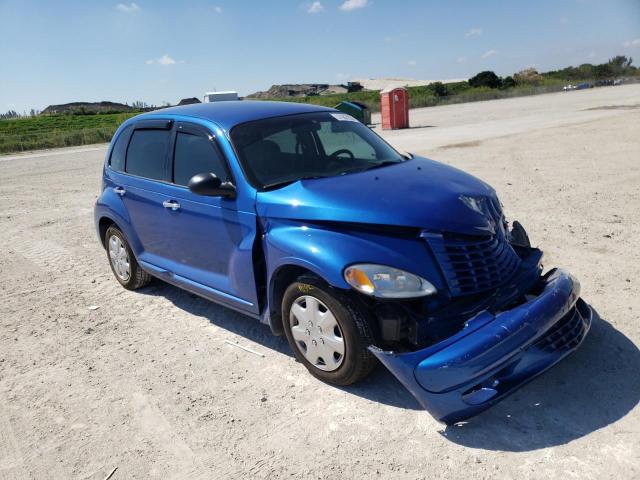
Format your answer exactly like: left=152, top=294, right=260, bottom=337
left=267, top=262, right=356, bottom=336
left=268, top=264, right=319, bottom=336
left=281, top=275, right=378, bottom=385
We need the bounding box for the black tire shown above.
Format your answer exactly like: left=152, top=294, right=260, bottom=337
left=104, top=225, right=152, bottom=290
left=282, top=274, right=377, bottom=386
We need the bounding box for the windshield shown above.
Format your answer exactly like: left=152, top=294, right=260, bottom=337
left=230, top=111, right=405, bottom=189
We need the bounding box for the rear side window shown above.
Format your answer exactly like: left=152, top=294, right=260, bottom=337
left=126, top=129, right=170, bottom=180
left=173, top=132, right=228, bottom=186
left=109, top=126, right=131, bottom=172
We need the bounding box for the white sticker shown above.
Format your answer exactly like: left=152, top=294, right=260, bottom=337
left=331, top=113, right=358, bottom=122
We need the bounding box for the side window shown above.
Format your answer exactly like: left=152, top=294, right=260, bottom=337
left=109, top=126, right=131, bottom=172
left=125, top=129, right=170, bottom=180
left=173, top=132, right=228, bottom=186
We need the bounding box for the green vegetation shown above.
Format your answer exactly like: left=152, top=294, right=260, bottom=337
left=255, top=55, right=639, bottom=113
left=469, top=71, right=502, bottom=89
left=260, top=78, right=570, bottom=112
left=1, top=56, right=638, bottom=155
left=0, top=112, right=139, bottom=154
left=545, top=55, right=636, bottom=81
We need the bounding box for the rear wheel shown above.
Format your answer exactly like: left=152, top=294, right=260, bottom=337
left=105, top=225, right=152, bottom=290
left=282, top=275, right=377, bottom=385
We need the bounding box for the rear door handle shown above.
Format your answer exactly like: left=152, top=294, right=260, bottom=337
left=162, top=200, right=181, bottom=211
left=113, top=186, right=126, bottom=196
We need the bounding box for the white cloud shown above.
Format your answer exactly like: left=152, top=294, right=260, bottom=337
left=588, top=51, right=597, bottom=58
left=214, top=6, right=222, bottom=13
left=339, top=0, right=368, bottom=12
left=116, top=2, right=140, bottom=13
left=157, top=54, right=176, bottom=65
left=464, top=27, right=482, bottom=38
left=623, top=38, right=640, bottom=48
left=456, top=56, right=467, bottom=64
left=307, top=1, right=324, bottom=13
left=407, top=60, right=417, bottom=66
left=146, top=54, right=179, bottom=66
left=481, top=49, right=497, bottom=59
left=559, top=17, right=569, bottom=25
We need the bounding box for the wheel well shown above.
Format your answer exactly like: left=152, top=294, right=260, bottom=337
left=98, top=217, right=116, bottom=248
left=269, top=265, right=317, bottom=336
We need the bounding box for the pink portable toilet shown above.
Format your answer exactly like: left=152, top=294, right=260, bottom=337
left=380, top=87, right=409, bottom=130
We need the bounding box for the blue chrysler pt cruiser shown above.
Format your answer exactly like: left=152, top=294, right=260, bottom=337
left=94, top=101, right=591, bottom=424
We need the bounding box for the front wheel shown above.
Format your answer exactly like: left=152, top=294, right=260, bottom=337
left=282, top=275, right=377, bottom=386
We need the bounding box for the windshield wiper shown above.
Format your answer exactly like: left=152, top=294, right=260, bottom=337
left=262, top=159, right=405, bottom=190
left=339, top=159, right=405, bottom=175
left=367, top=159, right=405, bottom=170
left=262, top=175, right=328, bottom=191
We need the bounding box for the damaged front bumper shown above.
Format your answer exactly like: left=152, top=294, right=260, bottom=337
left=369, top=268, right=592, bottom=424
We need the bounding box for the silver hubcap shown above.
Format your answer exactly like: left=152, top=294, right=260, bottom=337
left=289, top=295, right=345, bottom=371
left=108, top=234, right=130, bottom=281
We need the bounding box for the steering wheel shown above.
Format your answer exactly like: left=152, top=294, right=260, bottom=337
left=329, top=148, right=355, bottom=160
left=327, top=149, right=355, bottom=167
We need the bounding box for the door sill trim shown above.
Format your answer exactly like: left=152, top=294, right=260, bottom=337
left=138, top=260, right=254, bottom=308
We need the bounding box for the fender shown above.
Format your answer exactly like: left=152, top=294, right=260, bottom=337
left=94, top=186, right=143, bottom=257
left=263, top=219, right=447, bottom=288
left=262, top=218, right=447, bottom=332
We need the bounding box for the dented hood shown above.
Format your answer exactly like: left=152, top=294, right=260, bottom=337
left=256, top=156, right=500, bottom=236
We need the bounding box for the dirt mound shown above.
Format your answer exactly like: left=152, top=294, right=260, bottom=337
left=247, top=84, right=349, bottom=98
left=41, top=101, right=133, bottom=115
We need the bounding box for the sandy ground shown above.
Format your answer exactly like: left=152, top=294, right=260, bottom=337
left=352, top=77, right=466, bottom=90
left=1, top=85, right=639, bottom=480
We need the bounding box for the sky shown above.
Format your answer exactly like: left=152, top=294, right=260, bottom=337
left=1, top=0, right=639, bottom=112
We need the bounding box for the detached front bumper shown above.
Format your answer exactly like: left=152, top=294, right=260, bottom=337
left=370, top=268, right=592, bottom=424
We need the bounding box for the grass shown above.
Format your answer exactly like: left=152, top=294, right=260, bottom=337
left=257, top=78, right=570, bottom=113
left=0, top=112, right=139, bottom=154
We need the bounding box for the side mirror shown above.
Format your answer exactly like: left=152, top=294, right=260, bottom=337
left=188, top=172, right=236, bottom=198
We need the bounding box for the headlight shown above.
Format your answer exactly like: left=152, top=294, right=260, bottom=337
left=344, top=264, right=436, bottom=299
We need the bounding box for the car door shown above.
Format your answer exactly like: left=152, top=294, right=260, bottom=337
left=114, top=119, right=175, bottom=266
left=158, top=121, right=260, bottom=314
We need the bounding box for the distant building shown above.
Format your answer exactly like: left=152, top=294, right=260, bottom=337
left=203, top=91, right=239, bottom=102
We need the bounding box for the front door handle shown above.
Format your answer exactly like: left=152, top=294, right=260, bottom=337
left=162, top=200, right=181, bottom=211
left=113, top=186, right=126, bottom=196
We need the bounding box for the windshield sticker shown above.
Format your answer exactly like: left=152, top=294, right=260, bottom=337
left=331, top=113, right=358, bottom=122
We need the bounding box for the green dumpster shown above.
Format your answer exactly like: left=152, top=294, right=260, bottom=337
left=334, top=101, right=371, bottom=125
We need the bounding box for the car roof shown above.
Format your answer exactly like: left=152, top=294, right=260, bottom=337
left=138, top=100, right=336, bottom=130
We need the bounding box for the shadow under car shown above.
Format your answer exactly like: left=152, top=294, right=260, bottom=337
left=140, top=282, right=639, bottom=448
